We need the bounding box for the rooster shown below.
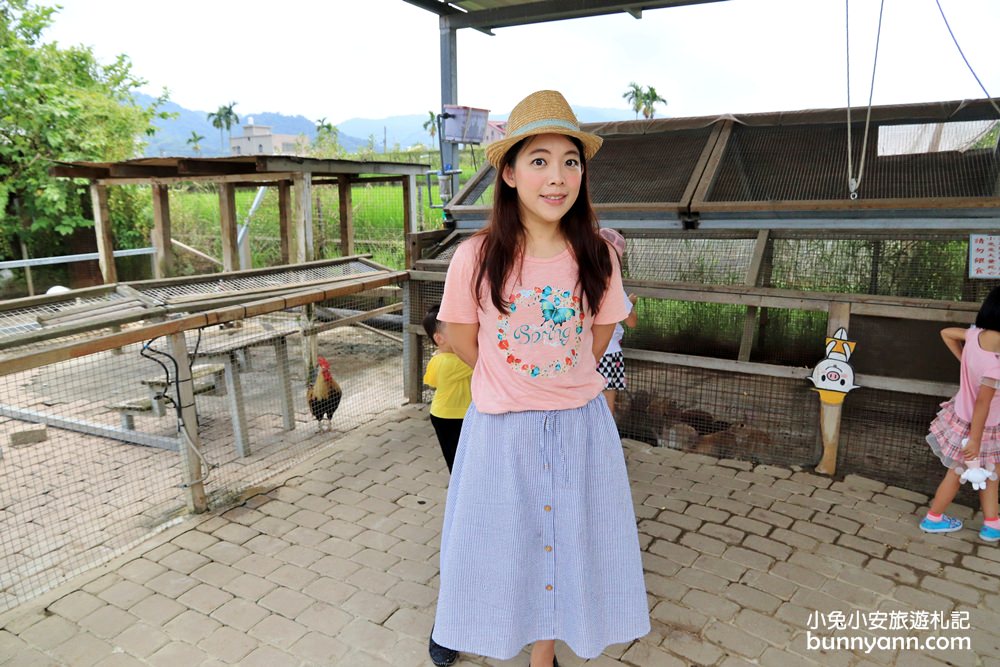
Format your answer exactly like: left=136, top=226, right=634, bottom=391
left=307, top=356, right=342, bottom=431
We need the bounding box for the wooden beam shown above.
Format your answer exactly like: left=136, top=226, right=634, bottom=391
left=89, top=184, right=116, bottom=284
left=151, top=184, right=173, bottom=279
left=178, top=159, right=256, bottom=175
left=49, top=165, right=110, bottom=179
left=338, top=175, right=353, bottom=258
left=218, top=182, right=239, bottom=271
left=402, top=174, right=418, bottom=267
left=294, top=174, right=314, bottom=262
left=170, top=332, right=208, bottom=512
left=258, top=156, right=428, bottom=177
left=690, top=119, right=733, bottom=209
left=737, top=229, right=770, bottom=361
left=278, top=180, right=291, bottom=265
left=97, top=171, right=297, bottom=187
left=440, top=0, right=726, bottom=30
left=109, top=164, right=178, bottom=178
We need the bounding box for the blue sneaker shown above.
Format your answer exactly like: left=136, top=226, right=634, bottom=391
left=919, top=515, right=963, bottom=533
left=980, top=525, right=1000, bottom=542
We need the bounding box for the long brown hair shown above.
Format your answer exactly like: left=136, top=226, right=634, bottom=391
left=473, top=136, right=612, bottom=315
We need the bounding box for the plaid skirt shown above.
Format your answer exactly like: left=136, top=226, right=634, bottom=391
left=926, top=398, right=1000, bottom=468
left=597, top=351, right=626, bottom=390
left=432, top=396, right=650, bottom=660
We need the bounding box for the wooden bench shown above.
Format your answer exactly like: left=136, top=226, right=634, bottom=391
left=140, top=363, right=226, bottom=417
left=109, top=365, right=225, bottom=429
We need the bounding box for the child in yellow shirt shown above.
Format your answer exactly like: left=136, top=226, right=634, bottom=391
left=423, top=304, right=473, bottom=472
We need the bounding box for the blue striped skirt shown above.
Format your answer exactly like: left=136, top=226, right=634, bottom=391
left=432, top=396, right=650, bottom=660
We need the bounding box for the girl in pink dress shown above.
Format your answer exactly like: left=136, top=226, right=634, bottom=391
left=922, top=286, right=1000, bottom=542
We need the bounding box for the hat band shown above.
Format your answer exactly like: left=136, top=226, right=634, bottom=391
left=509, top=118, right=580, bottom=138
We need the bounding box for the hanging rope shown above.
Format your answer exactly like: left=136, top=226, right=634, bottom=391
left=845, top=0, right=886, bottom=200
left=935, top=0, right=1000, bottom=118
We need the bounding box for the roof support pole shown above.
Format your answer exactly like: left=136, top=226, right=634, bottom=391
left=338, top=175, right=354, bottom=257
left=439, top=19, right=459, bottom=195
left=89, top=183, right=117, bottom=284
left=294, top=173, right=314, bottom=263
left=278, top=180, right=291, bottom=264
left=219, top=182, right=239, bottom=272
left=151, top=184, right=174, bottom=278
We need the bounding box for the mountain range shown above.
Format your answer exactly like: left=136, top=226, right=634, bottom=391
left=136, top=93, right=632, bottom=158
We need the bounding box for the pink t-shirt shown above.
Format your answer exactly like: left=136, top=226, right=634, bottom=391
left=956, top=326, right=1000, bottom=426
left=438, top=235, right=627, bottom=414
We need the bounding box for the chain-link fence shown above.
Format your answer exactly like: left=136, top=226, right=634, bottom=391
left=0, top=267, right=404, bottom=613
left=406, top=228, right=989, bottom=502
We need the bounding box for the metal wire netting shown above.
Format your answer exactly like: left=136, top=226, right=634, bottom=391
left=709, top=121, right=1000, bottom=202
left=623, top=236, right=755, bottom=284
left=0, top=289, right=403, bottom=613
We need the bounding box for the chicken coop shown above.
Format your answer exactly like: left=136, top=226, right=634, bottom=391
left=405, top=97, right=1000, bottom=502
left=0, top=257, right=407, bottom=612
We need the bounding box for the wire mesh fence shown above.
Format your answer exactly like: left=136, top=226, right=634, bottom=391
left=409, top=227, right=991, bottom=502
left=0, top=282, right=403, bottom=613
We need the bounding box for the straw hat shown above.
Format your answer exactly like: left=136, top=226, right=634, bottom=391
left=486, top=90, right=603, bottom=168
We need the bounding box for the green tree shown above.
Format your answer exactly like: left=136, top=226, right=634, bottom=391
left=207, top=101, right=238, bottom=153
left=309, top=117, right=342, bottom=158
left=422, top=111, right=438, bottom=149
left=641, top=86, right=667, bottom=119
left=622, top=82, right=643, bottom=120
left=186, top=131, right=205, bottom=155
left=0, top=0, right=170, bottom=244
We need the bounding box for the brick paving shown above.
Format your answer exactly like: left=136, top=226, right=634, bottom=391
left=2, top=404, right=999, bottom=666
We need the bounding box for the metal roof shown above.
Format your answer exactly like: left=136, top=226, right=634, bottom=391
left=403, top=0, right=727, bottom=32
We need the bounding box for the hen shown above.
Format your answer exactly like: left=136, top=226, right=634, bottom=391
left=307, top=356, right=342, bottom=431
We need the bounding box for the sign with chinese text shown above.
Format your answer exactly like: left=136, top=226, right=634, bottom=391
left=970, top=235, right=1000, bottom=279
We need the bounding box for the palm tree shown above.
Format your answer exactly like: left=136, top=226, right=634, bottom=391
left=207, top=106, right=226, bottom=151
left=641, top=87, right=667, bottom=119
left=208, top=102, right=239, bottom=153
left=622, top=82, right=643, bottom=120
left=315, top=117, right=334, bottom=135
left=422, top=111, right=438, bottom=149
left=186, top=131, right=205, bottom=155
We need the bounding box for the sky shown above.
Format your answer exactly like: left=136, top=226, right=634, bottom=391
left=41, top=0, right=1000, bottom=124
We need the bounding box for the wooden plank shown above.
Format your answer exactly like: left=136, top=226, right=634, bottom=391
left=170, top=239, right=223, bottom=267
left=408, top=270, right=448, bottom=283
left=218, top=183, right=239, bottom=272
left=222, top=350, right=250, bottom=457
left=177, top=159, right=257, bottom=176
left=164, top=271, right=389, bottom=305
left=402, top=174, right=419, bottom=262
left=449, top=164, right=490, bottom=206
left=89, top=184, right=117, bottom=284
left=169, top=332, right=208, bottom=512
left=690, top=119, right=733, bottom=208
left=35, top=299, right=146, bottom=325
left=278, top=180, right=292, bottom=265
left=49, top=164, right=110, bottom=179
left=116, top=284, right=164, bottom=307
left=680, top=121, right=725, bottom=212
left=304, top=302, right=403, bottom=336
left=338, top=175, right=354, bottom=257
left=312, top=175, right=404, bottom=186
left=97, top=171, right=297, bottom=187
left=272, top=337, right=295, bottom=431
left=696, top=196, right=1000, bottom=214
left=294, top=173, right=314, bottom=263
left=738, top=229, right=770, bottom=361
left=151, top=184, right=173, bottom=279
left=109, top=164, right=177, bottom=178
left=402, top=284, right=422, bottom=404
left=0, top=284, right=117, bottom=314
left=257, top=156, right=428, bottom=177
left=125, top=255, right=372, bottom=291
left=0, top=403, right=178, bottom=450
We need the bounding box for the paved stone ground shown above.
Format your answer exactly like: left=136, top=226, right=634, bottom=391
left=1, top=404, right=999, bottom=666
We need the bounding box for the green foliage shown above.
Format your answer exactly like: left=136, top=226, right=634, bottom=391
left=0, top=0, right=170, bottom=246
left=207, top=101, right=238, bottom=151
left=622, top=82, right=667, bottom=120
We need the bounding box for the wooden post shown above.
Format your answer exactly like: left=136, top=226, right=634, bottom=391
left=815, top=301, right=852, bottom=476
left=402, top=282, right=422, bottom=404
left=294, top=173, right=314, bottom=263
left=90, top=183, right=117, bottom=284
left=338, top=175, right=354, bottom=257
left=151, top=184, right=174, bottom=279
left=738, top=230, right=770, bottom=361
left=19, top=239, right=34, bottom=297
left=278, top=180, right=292, bottom=265
left=402, top=174, right=418, bottom=268
left=219, top=182, right=238, bottom=272
left=169, top=331, right=208, bottom=513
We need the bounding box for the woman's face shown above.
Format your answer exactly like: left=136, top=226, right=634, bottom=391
left=502, top=133, right=583, bottom=229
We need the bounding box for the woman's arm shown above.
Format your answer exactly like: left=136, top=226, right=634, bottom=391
left=962, top=382, right=997, bottom=460
left=592, top=323, right=615, bottom=362
left=445, top=322, right=479, bottom=369
left=941, top=327, right=966, bottom=363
